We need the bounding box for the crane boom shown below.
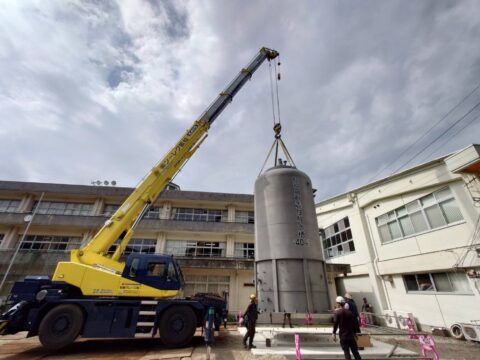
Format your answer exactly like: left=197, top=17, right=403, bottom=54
left=52, top=47, right=279, bottom=297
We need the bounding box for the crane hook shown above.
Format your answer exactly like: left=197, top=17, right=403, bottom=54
left=273, top=123, right=282, bottom=139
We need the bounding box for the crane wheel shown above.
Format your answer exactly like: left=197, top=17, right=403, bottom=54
left=38, top=304, right=84, bottom=351
left=159, top=305, right=196, bottom=347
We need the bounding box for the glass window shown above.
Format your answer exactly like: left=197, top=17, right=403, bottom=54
left=234, top=243, right=255, bottom=259
left=103, top=204, right=120, bottom=216
left=404, top=275, right=418, bottom=291
left=322, top=217, right=355, bottom=259
left=376, top=187, right=463, bottom=244
left=388, top=221, right=402, bottom=240
left=20, top=235, right=82, bottom=252
left=404, top=272, right=471, bottom=293
left=0, top=199, right=21, bottom=212
left=147, top=262, right=165, bottom=276
left=235, top=211, right=255, bottom=224
left=378, top=224, right=391, bottom=244
left=166, top=240, right=226, bottom=258
left=409, top=211, right=429, bottom=233
left=398, top=216, right=415, bottom=237
left=439, top=199, right=463, bottom=223
left=172, top=208, right=228, bottom=222
left=417, top=273, right=434, bottom=291
left=421, top=194, right=436, bottom=207
left=108, top=238, right=156, bottom=255
left=424, top=205, right=447, bottom=229
left=448, top=272, right=471, bottom=292
left=143, top=207, right=161, bottom=219
left=34, top=201, right=93, bottom=216
left=432, top=273, right=452, bottom=292
left=183, top=275, right=229, bottom=297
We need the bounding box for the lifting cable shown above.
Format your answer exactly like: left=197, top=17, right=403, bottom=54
left=258, top=56, right=296, bottom=176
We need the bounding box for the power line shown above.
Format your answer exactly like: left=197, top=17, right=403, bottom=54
left=366, top=82, right=480, bottom=183
left=390, top=99, right=480, bottom=175
left=419, top=113, right=480, bottom=165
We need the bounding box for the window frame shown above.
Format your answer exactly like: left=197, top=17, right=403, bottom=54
left=33, top=201, right=93, bottom=216
left=376, top=187, right=464, bottom=245
left=165, top=240, right=226, bottom=258
left=19, top=235, right=82, bottom=252
left=0, top=199, right=21, bottom=213
left=402, top=272, right=472, bottom=294
left=171, top=207, right=228, bottom=223
left=321, top=217, right=355, bottom=259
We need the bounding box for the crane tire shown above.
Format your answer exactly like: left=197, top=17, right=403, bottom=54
left=450, top=323, right=465, bottom=340
left=38, top=304, right=84, bottom=351
left=159, top=305, right=196, bottom=348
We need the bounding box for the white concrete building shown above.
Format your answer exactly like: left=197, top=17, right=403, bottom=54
left=316, top=144, right=480, bottom=332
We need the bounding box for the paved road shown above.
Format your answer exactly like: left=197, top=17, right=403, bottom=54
left=0, top=328, right=273, bottom=360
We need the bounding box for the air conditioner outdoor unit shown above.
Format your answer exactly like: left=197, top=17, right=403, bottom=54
left=460, top=323, right=480, bottom=342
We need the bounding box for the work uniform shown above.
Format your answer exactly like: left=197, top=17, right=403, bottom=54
left=345, top=299, right=361, bottom=334
left=242, top=300, right=258, bottom=348
left=333, top=308, right=362, bottom=360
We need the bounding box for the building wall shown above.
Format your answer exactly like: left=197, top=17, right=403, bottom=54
left=0, top=181, right=256, bottom=315
left=316, top=145, right=480, bottom=331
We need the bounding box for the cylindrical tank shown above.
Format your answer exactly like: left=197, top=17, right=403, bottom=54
left=254, top=165, right=329, bottom=313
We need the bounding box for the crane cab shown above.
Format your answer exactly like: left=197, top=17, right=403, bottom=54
left=122, top=254, right=184, bottom=292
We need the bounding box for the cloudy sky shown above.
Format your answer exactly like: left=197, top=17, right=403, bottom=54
left=1, top=0, right=479, bottom=201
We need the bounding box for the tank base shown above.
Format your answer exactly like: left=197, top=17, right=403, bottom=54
left=257, top=312, right=333, bottom=326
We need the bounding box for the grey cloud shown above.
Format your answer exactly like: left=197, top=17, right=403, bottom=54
left=1, top=0, right=479, bottom=202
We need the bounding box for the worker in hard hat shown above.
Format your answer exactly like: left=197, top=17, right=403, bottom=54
left=332, top=296, right=362, bottom=360
left=344, top=293, right=360, bottom=334
left=242, top=293, right=259, bottom=349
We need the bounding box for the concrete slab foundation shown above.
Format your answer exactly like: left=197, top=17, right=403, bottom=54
left=239, top=326, right=418, bottom=359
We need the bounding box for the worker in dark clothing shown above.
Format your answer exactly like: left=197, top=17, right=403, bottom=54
left=242, top=293, right=259, bottom=349
left=344, top=293, right=361, bottom=334
left=332, top=296, right=362, bottom=360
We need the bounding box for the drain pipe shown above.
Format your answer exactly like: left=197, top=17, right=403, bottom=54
left=365, top=214, right=393, bottom=310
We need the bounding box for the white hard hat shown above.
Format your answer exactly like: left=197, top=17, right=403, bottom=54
left=335, top=296, right=345, bottom=304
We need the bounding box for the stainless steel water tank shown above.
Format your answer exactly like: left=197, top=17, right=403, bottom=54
left=254, top=165, right=329, bottom=313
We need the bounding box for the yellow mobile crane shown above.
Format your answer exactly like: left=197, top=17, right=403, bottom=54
left=0, top=47, right=279, bottom=350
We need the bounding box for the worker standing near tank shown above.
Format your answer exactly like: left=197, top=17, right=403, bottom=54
left=344, top=293, right=361, bottom=334
left=242, top=294, right=259, bottom=349
left=332, top=296, right=362, bottom=360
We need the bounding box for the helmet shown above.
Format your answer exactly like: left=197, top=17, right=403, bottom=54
left=250, top=293, right=256, bottom=300
left=335, top=296, right=345, bottom=304
left=344, top=293, right=353, bottom=299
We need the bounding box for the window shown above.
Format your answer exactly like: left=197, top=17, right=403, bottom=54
left=234, top=243, right=255, bottom=259
left=34, top=201, right=93, bottom=216
left=108, top=238, right=157, bottom=255
left=235, top=211, right=255, bottom=224
left=171, top=208, right=228, bottom=222
left=103, top=204, right=120, bottom=217
left=20, top=235, right=82, bottom=252
left=143, top=207, right=161, bottom=219
left=147, top=262, right=165, bottom=276
left=376, top=187, right=463, bottom=244
left=403, top=272, right=471, bottom=293
left=165, top=240, right=226, bottom=258
left=0, top=199, right=20, bottom=213
left=321, top=217, right=355, bottom=259
left=183, top=275, right=229, bottom=297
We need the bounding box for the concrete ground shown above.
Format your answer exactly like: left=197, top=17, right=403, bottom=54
left=0, top=326, right=479, bottom=360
